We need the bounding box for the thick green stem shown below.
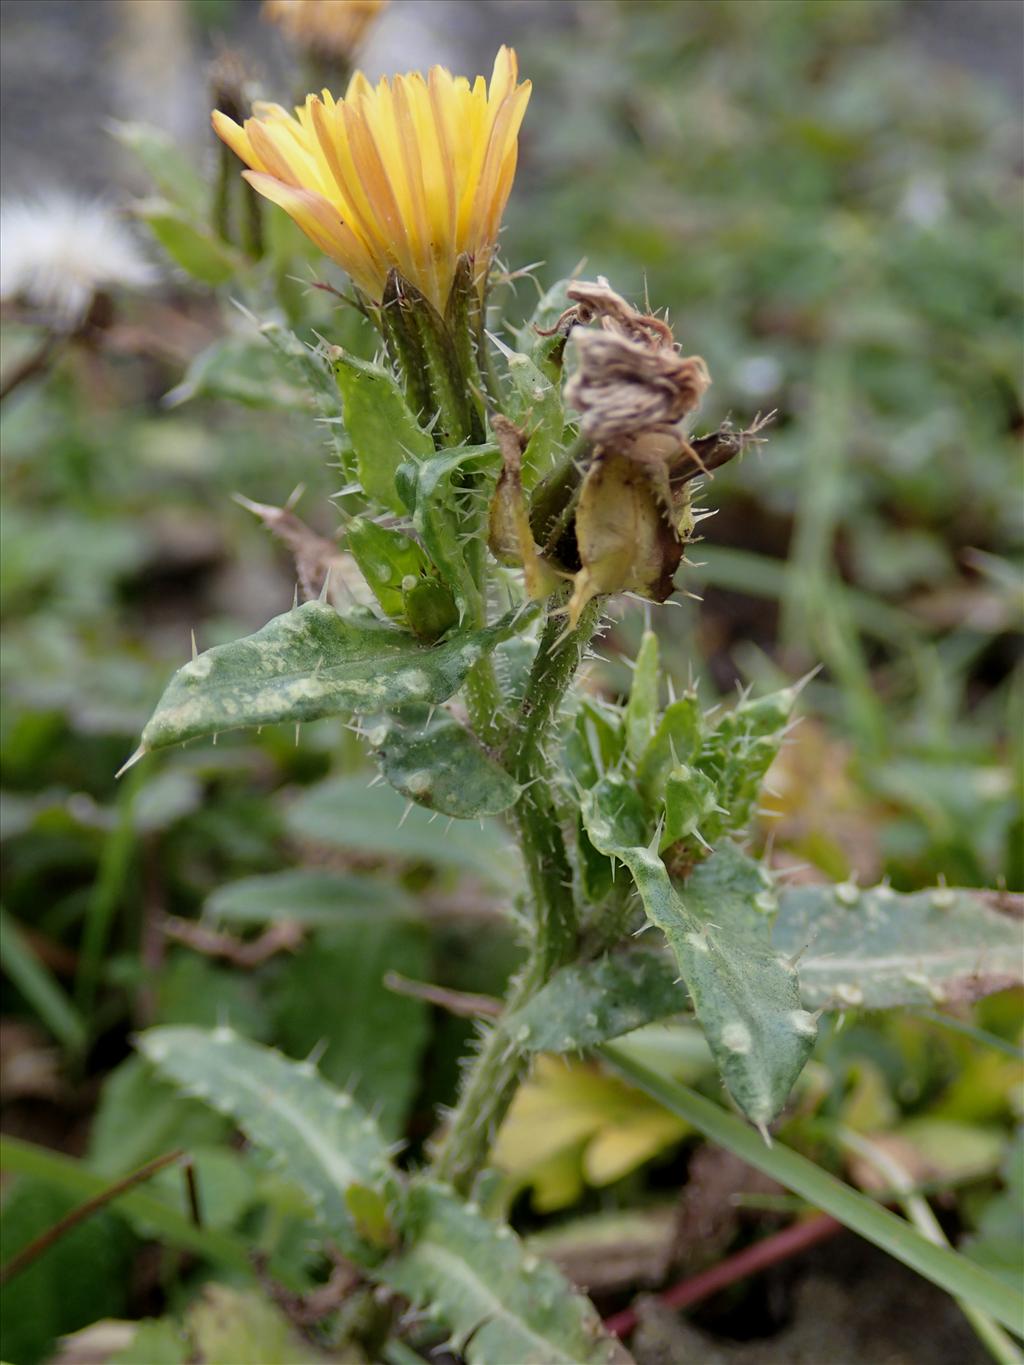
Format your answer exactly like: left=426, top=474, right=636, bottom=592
left=431, top=597, right=602, bottom=1191
left=464, top=654, right=505, bottom=751
left=505, top=600, right=602, bottom=969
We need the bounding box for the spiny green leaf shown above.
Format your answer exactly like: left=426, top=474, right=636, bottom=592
left=634, top=695, right=702, bottom=803
left=564, top=698, right=629, bottom=901
left=138, top=1026, right=392, bottom=1261
left=345, top=517, right=432, bottom=621
left=505, top=878, right=1024, bottom=1041
left=88, top=1055, right=229, bottom=1178
left=138, top=601, right=528, bottom=752
left=773, top=882, right=1024, bottom=1010
left=661, top=764, right=719, bottom=850
left=333, top=349, right=433, bottom=514
left=381, top=1182, right=631, bottom=1364
left=625, top=630, right=660, bottom=761
left=205, top=868, right=414, bottom=927
left=576, top=814, right=617, bottom=902
left=492, top=336, right=564, bottom=486
left=581, top=777, right=816, bottom=1125
left=258, top=321, right=350, bottom=471
left=367, top=704, right=522, bottom=818
left=565, top=697, right=627, bottom=791
left=397, top=443, right=501, bottom=621
left=696, top=683, right=797, bottom=842
left=505, top=948, right=688, bottom=1054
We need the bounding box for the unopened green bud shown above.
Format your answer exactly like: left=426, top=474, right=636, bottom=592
left=403, top=577, right=459, bottom=644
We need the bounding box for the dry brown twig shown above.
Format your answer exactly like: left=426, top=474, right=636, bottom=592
left=161, top=915, right=305, bottom=968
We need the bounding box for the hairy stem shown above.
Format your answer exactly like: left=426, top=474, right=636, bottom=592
left=464, top=654, right=506, bottom=751
left=431, top=598, right=602, bottom=1191
left=506, top=600, right=602, bottom=968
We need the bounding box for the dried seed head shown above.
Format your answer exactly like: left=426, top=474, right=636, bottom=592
left=522, top=277, right=762, bottom=625
left=560, top=277, right=710, bottom=447
left=567, top=329, right=710, bottom=443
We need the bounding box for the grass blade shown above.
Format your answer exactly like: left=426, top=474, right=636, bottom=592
left=1, top=907, right=86, bottom=1054
left=600, top=1044, right=1024, bottom=1337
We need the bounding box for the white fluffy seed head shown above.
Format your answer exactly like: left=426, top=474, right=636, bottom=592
left=0, top=190, right=156, bottom=323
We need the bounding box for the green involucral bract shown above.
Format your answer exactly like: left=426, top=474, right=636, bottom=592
left=367, top=704, right=523, bottom=818
left=138, top=601, right=530, bottom=751
left=381, top=269, right=480, bottom=446
left=580, top=779, right=816, bottom=1126
left=492, top=334, right=565, bottom=487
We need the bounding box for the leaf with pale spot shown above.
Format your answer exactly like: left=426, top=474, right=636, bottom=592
left=505, top=948, right=688, bottom=1054
left=138, top=602, right=530, bottom=752
left=580, top=777, right=816, bottom=1125
left=773, top=883, right=1023, bottom=1009
left=368, top=704, right=522, bottom=818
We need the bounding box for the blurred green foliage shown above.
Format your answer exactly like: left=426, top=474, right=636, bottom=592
left=507, top=0, right=1022, bottom=892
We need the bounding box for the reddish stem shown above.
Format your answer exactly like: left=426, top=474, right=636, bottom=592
left=603, top=1211, right=843, bottom=1339
left=0, top=1148, right=185, bottom=1286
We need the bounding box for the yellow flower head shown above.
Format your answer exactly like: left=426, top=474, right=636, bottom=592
left=212, top=46, right=530, bottom=313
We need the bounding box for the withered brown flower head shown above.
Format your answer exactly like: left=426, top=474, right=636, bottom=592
left=494, top=277, right=758, bottom=630
left=561, top=278, right=710, bottom=447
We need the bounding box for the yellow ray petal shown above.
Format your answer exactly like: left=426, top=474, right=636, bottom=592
left=242, top=171, right=378, bottom=296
